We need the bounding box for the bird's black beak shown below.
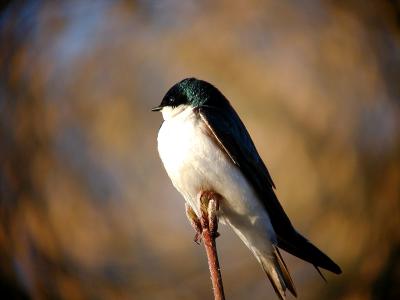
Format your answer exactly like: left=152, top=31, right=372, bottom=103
left=151, top=105, right=163, bottom=112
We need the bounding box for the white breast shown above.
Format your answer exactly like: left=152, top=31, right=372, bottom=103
left=157, top=105, right=276, bottom=252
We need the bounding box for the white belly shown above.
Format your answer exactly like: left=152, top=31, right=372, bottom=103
left=157, top=106, right=276, bottom=252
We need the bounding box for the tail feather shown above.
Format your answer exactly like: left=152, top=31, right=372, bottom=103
left=314, top=266, right=327, bottom=282
left=258, top=246, right=297, bottom=300
left=265, top=270, right=286, bottom=300
left=277, top=232, right=342, bottom=275
left=275, top=247, right=297, bottom=297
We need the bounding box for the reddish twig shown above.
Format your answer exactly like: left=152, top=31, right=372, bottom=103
left=186, top=192, right=225, bottom=300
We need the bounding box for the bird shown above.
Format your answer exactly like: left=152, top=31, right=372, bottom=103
left=152, top=78, right=341, bottom=299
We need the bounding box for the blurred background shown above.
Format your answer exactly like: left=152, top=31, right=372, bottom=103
left=1, top=0, right=399, bottom=299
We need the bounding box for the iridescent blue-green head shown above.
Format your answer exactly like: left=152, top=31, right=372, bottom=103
left=152, top=78, right=230, bottom=113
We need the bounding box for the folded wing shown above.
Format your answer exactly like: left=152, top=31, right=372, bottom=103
left=198, top=104, right=341, bottom=275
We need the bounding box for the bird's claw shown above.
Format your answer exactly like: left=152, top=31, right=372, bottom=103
left=186, top=192, right=221, bottom=244
left=185, top=203, right=203, bottom=244
left=194, top=232, right=202, bottom=244
left=199, top=191, right=221, bottom=237
left=207, top=198, right=219, bottom=237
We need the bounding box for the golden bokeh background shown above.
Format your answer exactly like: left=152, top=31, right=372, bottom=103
left=1, top=1, right=399, bottom=299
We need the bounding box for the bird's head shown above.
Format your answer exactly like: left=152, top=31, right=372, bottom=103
left=152, top=78, right=229, bottom=119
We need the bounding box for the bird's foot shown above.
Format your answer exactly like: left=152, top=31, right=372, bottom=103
left=185, top=203, right=202, bottom=244
left=186, top=191, right=222, bottom=243
left=199, top=191, right=221, bottom=239
left=193, top=232, right=202, bottom=245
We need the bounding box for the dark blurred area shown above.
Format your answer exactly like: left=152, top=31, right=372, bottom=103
left=1, top=1, right=399, bottom=299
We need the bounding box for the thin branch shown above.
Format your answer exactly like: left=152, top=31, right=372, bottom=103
left=186, top=192, right=225, bottom=300
left=200, top=192, right=225, bottom=300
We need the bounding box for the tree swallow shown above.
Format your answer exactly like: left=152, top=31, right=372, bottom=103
left=153, top=78, right=341, bottom=299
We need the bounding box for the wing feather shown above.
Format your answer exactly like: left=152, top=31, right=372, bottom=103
left=198, top=105, right=341, bottom=275
left=198, top=105, right=294, bottom=235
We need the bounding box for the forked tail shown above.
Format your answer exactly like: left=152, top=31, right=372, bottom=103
left=257, top=246, right=297, bottom=300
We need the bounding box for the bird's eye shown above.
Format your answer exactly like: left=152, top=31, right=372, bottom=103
left=169, top=98, right=177, bottom=107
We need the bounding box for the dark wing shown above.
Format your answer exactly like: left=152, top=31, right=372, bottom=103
left=198, top=105, right=341, bottom=274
